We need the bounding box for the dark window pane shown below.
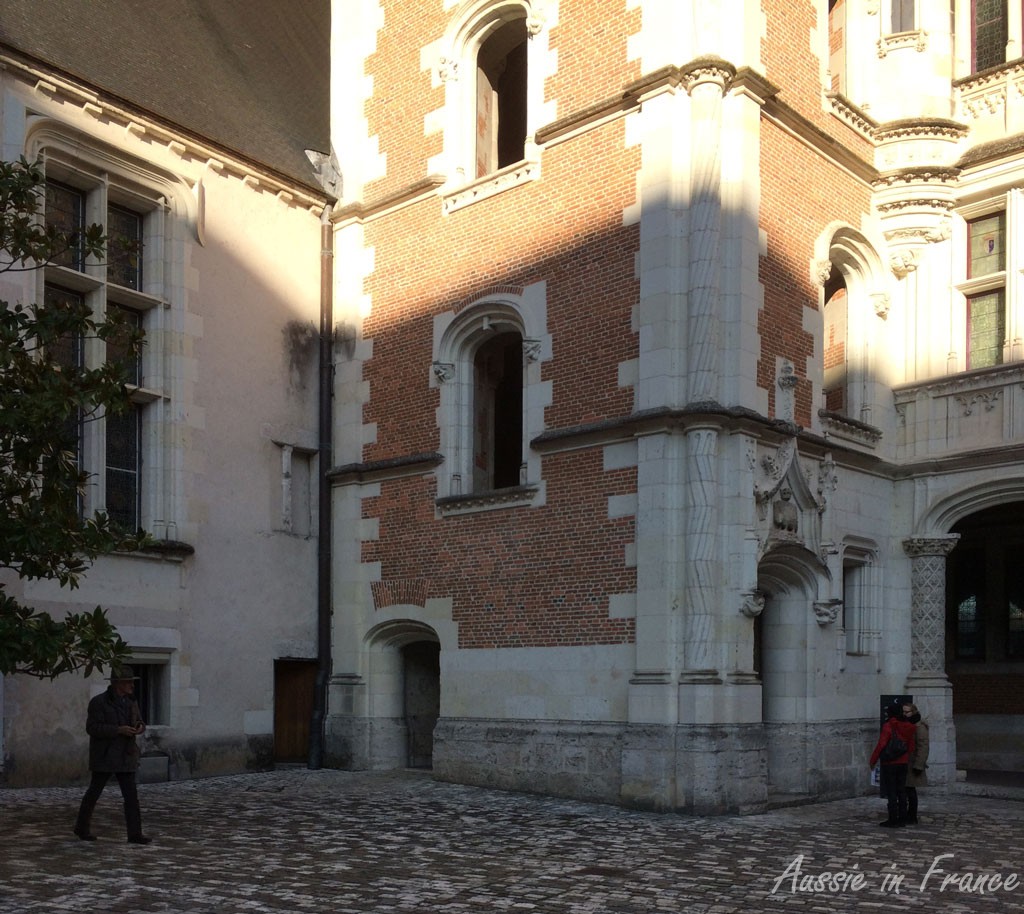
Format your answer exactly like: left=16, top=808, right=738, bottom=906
left=967, top=289, right=1005, bottom=369
left=106, top=406, right=140, bottom=530
left=45, top=181, right=85, bottom=270
left=107, top=205, right=143, bottom=290
left=106, top=305, right=142, bottom=386
left=974, top=0, right=1007, bottom=72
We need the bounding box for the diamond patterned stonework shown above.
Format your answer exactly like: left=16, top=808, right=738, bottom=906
left=903, top=536, right=959, bottom=674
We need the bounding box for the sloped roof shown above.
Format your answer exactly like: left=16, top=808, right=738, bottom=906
left=0, top=0, right=330, bottom=191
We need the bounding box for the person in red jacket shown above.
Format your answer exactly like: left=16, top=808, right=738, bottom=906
left=869, top=701, right=917, bottom=827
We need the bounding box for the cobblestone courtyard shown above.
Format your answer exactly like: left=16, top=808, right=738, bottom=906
left=2, top=769, right=1023, bottom=913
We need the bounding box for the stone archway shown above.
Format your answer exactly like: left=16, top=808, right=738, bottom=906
left=946, top=502, right=1024, bottom=777
left=364, top=620, right=441, bottom=770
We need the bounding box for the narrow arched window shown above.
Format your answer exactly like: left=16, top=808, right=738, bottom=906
left=476, top=18, right=528, bottom=177
left=822, top=267, right=848, bottom=414
left=473, top=331, right=523, bottom=490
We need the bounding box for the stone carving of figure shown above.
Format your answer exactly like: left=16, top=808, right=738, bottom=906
left=773, top=485, right=798, bottom=534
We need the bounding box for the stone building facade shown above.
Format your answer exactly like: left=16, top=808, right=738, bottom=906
left=0, top=4, right=330, bottom=786
left=324, top=0, right=1024, bottom=813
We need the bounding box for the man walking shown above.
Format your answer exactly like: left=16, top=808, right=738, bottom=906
left=73, top=666, right=152, bottom=844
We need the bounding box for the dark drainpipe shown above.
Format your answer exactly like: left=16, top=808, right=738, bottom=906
left=308, top=203, right=334, bottom=769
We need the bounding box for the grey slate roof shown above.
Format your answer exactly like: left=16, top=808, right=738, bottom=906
left=0, top=0, right=330, bottom=191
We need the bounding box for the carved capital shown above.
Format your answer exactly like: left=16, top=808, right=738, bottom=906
left=523, top=338, right=542, bottom=363
left=681, top=57, right=736, bottom=95
left=432, top=361, right=455, bottom=383
left=525, top=11, right=547, bottom=35
left=436, top=57, right=459, bottom=83
left=903, top=535, right=960, bottom=559
left=815, top=260, right=833, bottom=286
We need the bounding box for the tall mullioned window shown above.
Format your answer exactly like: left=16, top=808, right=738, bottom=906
left=973, top=0, right=1008, bottom=72
left=42, top=168, right=160, bottom=532
left=965, top=211, right=1006, bottom=369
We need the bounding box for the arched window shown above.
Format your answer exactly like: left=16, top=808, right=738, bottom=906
left=431, top=287, right=550, bottom=510
left=433, top=1, right=550, bottom=206
left=475, top=18, right=528, bottom=177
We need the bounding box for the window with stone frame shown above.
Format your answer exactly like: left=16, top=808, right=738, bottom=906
left=841, top=545, right=876, bottom=655
left=432, top=294, right=547, bottom=511
left=964, top=210, right=1006, bottom=370
left=132, top=655, right=171, bottom=726
left=42, top=160, right=166, bottom=533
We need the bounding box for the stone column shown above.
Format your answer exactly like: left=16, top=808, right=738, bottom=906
left=902, top=534, right=960, bottom=787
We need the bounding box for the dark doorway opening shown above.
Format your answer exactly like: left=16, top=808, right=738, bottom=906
left=403, top=641, right=440, bottom=769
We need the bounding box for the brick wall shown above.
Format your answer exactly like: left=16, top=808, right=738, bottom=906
left=361, top=451, right=637, bottom=649
left=758, top=123, right=871, bottom=425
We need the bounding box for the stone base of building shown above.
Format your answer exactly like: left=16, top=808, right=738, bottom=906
left=326, top=715, right=880, bottom=814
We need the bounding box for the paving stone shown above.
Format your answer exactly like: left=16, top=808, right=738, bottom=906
left=1, top=770, right=1023, bottom=913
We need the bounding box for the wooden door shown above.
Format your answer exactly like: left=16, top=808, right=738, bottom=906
left=274, top=659, right=317, bottom=763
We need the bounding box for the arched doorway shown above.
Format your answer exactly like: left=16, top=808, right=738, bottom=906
left=756, top=546, right=823, bottom=799
left=946, top=502, right=1024, bottom=776
left=364, top=620, right=441, bottom=770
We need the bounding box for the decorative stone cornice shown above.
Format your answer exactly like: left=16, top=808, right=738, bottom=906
left=872, top=166, right=961, bottom=188
left=826, top=92, right=878, bottom=138
left=877, top=30, right=928, bottom=57
left=329, top=452, right=444, bottom=486
left=436, top=484, right=540, bottom=516
left=818, top=409, right=883, bottom=446
left=872, top=118, right=969, bottom=142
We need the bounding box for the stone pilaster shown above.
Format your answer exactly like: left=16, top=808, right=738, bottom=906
left=682, top=58, right=733, bottom=404
left=902, top=534, right=960, bottom=787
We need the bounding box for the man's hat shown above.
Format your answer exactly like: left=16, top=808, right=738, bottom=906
left=109, top=665, right=139, bottom=681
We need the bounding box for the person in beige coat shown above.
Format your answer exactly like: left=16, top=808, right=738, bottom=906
left=902, top=702, right=929, bottom=825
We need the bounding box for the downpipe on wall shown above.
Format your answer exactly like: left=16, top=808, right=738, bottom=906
left=308, top=202, right=334, bottom=770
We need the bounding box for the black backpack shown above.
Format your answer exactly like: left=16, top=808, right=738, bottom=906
left=879, top=730, right=908, bottom=763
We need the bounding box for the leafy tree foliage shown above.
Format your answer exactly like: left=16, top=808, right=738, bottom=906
left=0, top=157, right=147, bottom=679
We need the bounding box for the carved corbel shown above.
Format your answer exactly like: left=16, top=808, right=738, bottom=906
left=523, top=339, right=542, bottom=363
left=740, top=591, right=766, bottom=618
left=814, top=599, right=842, bottom=625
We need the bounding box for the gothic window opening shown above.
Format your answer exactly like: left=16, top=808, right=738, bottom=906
left=473, top=331, right=523, bottom=491
left=476, top=18, right=528, bottom=177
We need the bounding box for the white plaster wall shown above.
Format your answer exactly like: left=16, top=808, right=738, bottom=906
left=0, top=67, right=322, bottom=784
